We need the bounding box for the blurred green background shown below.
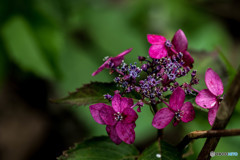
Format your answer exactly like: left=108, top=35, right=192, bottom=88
left=0, top=0, right=239, bottom=159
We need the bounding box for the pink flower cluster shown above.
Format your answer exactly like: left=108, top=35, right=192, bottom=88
left=90, top=29, right=224, bottom=145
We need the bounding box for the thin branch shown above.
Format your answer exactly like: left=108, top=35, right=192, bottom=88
left=177, top=129, right=240, bottom=149
left=197, top=69, right=240, bottom=160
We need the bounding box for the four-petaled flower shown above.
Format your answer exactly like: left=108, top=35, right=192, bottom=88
left=92, top=48, right=132, bottom=76
left=90, top=94, right=138, bottom=144
left=152, top=87, right=195, bottom=129
left=147, top=29, right=194, bottom=68
left=195, top=68, right=224, bottom=126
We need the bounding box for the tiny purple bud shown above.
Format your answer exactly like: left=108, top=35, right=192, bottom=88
left=156, top=65, right=161, bottom=71
left=135, top=86, right=141, bottom=92
left=104, top=94, right=112, bottom=101
left=123, top=75, right=130, bottom=80
left=137, top=100, right=144, bottom=107
left=137, top=107, right=141, bottom=112
left=174, top=82, right=179, bottom=86
left=191, top=70, right=197, bottom=77
left=138, top=56, right=146, bottom=61
left=163, top=87, right=168, bottom=92
left=114, top=90, right=120, bottom=94
left=165, top=40, right=172, bottom=48
left=141, top=64, right=148, bottom=71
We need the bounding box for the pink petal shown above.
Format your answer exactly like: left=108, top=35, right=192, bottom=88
left=205, top=68, right=224, bottom=96
left=116, top=48, right=133, bottom=57
left=92, top=59, right=111, bottom=76
left=147, top=34, right=166, bottom=45
left=112, top=94, right=121, bottom=112
left=106, top=125, right=122, bottom=145
left=112, top=94, right=133, bottom=113
left=208, top=103, right=219, bottom=126
left=195, top=89, right=217, bottom=109
left=116, top=122, right=136, bottom=144
left=89, top=103, right=106, bottom=124
left=182, top=51, right=194, bottom=68
left=169, top=87, right=185, bottom=111
left=149, top=45, right=168, bottom=59
left=171, top=29, right=188, bottom=52
left=181, top=102, right=195, bottom=123
left=120, top=97, right=134, bottom=112
left=122, top=108, right=138, bottom=123
left=152, top=108, right=174, bottom=129
left=99, top=105, right=116, bottom=126
left=111, top=48, right=132, bottom=67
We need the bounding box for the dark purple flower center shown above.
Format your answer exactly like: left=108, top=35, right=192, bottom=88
left=114, top=112, right=123, bottom=121
left=165, top=40, right=172, bottom=48
left=174, top=110, right=183, bottom=121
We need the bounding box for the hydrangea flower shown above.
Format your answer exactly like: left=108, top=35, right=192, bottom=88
left=152, top=87, right=195, bottom=129
left=195, top=68, right=224, bottom=126
left=89, top=94, right=138, bottom=144
left=92, top=48, right=132, bottom=76
left=147, top=29, right=194, bottom=68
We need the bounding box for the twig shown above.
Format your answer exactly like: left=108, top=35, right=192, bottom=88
left=197, top=69, right=240, bottom=160
left=177, top=129, right=240, bottom=149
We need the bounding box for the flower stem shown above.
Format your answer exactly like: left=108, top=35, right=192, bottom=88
left=162, top=100, right=169, bottom=107
left=177, top=129, right=240, bottom=149
left=190, top=86, right=199, bottom=93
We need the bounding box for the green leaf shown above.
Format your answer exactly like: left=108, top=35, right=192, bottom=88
left=53, top=82, right=141, bottom=106
left=139, top=140, right=182, bottom=160
left=53, top=82, right=118, bottom=106
left=57, top=136, right=139, bottom=160
left=1, top=16, right=55, bottom=79
left=217, top=48, right=237, bottom=90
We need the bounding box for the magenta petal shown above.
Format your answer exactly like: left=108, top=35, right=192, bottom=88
left=111, top=48, right=132, bottom=67
left=99, top=105, right=116, bottom=126
left=122, top=108, right=138, bottom=123
left=182, top=51, right=194, bottom=68
left=169, top=87, right=185, bottom=111
left=106, top=125, right=122, bottom=145
left=112, top=94, right=121, bottom=112
left=149, top=45, right=168, bottom=59
left=92, top=59, right=110, bottom=76
left=120, top=97, right=134, bottom=112
left=181, top=102, right=195, bottom=123
left=117, top=48, right=133, bottom=57
left=208, top=103, right=219, bottom=126
left=147, top=34, right=166, bottom=45
left=171, top=29, right=188, bottom=52
left=116, top=122, right=136, bottom=144
left=112, top=94, right=133, bottom=113
left=152, top=108, right=174, bottom=129
left=195, top=89, right=217, bottom=109
left=89, top=103, right=106, bottom=124
left=205, top=68, right=224, bottom=96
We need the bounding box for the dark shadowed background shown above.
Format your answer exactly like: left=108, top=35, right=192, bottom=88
left=0, top=0, right=239, bottom=159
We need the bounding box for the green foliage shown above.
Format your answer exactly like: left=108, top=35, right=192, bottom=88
left=139, top=140, right=182, bottom=160
left=53, top=82, right=118, bottom=106
left=53, top=82, right=141, bottom=106
left=1, top=16, right=55, bottom=79
left=57, top=136, right=139, bottom=160
left=58, top=136, right=183, bottom=160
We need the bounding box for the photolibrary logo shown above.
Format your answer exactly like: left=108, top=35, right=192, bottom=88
left=210, top=151, right=238, bottom=157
